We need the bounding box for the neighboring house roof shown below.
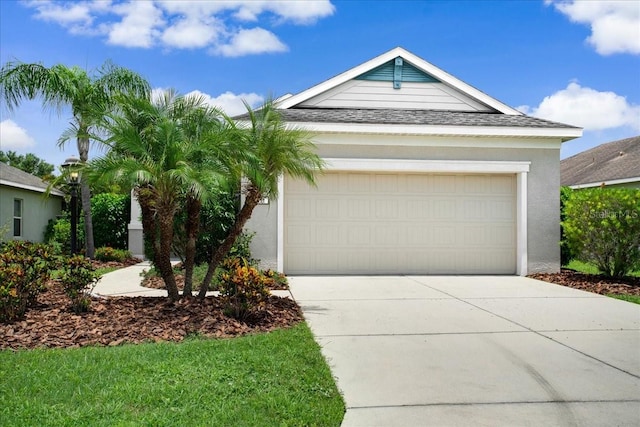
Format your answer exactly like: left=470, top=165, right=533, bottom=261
left=0, top=162, right=65, bottom=196
left=255, top=47, right=581, bottom=142
left=561, top=135, right=640, bottom=188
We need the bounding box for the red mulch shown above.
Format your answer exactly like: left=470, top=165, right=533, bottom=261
left=529, top=269, right=640, bottom=296
left=0, top=261, right=302, bottom=351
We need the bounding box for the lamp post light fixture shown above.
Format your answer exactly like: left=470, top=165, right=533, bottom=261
left=61, top=157, right=81, bottom=255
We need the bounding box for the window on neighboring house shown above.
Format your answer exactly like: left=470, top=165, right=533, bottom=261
left=13, top=198, right=23, bottom=238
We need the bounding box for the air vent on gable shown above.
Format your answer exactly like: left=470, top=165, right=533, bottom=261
left=355, top=57, right=439, bottom=89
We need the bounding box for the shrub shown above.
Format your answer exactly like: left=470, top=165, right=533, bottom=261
left=45, top=214, right=85, bottom=255
left=95, top=246, right=132, bottom=263
left=563, top=188, right=640, bottom=277
left=261, top=269, right=289, bottom=290
left=171, top=191, right=238, bottom=265
left=559, top=186, right=573, bottom=265
left=219, top=258, right=270, bottom=321
left=0, top=241, right=59, bottom=322
left=91, top=193, right=130, bottom=250
left=58, top=255, right=101, bottom=313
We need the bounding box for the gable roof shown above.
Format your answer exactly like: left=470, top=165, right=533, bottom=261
left=0, top=162, right=64, bottom=196
left=265, top=47, right=582, bottom=141
left=277, top=47, right=522, bottom=115
left=561, top=135, right=640, bottom=187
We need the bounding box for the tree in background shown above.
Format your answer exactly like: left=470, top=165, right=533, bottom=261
left=0, top=60, right=150, bottom=258
left=0, top=150, right=54, bottom=179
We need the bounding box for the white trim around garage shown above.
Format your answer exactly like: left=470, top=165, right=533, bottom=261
left=277, top=158, right=530, bottom=276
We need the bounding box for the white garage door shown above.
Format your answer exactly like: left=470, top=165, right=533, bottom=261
left=284, top=172, right=516, bottom=275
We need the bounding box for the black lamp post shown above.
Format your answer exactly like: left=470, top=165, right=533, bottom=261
left=61, top=157, right=81, bottom=255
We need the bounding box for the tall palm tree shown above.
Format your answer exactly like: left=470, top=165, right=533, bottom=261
left=198, top=100, right=325, bottom=299
left=0, top=61, right=150, bottom=258
left=90, top=90, right=231, bottom=301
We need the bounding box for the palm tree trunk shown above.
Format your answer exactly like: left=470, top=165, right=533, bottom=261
left=157, top=203, right=179, bottom=302
left=77, top=135, right=95, bottom=258
left=198, top=186, right=262, bottom=299
left=136, top=186, right=158, bottom=263
left=182, top=196, right=201, bottom=298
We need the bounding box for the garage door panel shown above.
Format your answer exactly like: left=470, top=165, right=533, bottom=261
left=284, top=172, right=516, bottom=275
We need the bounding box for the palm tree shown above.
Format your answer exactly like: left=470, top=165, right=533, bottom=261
left=90, top=90, right=231, bottom=301
left=197, top=100, right=325, bottom=299
left=0, top=61, right=150, bottom=258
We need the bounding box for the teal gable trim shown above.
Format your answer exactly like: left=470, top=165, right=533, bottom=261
left=393, top=58, right=403, bottom=89
left=356, top=57, right=439, bottom=85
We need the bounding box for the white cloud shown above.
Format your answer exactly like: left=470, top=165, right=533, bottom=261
left=233, top=1, right=336, bottom=24
left=185, top=90, right=263, bottom=116
left=107, top=1, right=164, bottom=48
left=160, top=16, right=221, bottom=49
left=518, top=82, right=640, bottom=131
left=214, top=27, right=288, bottom=57
left=22, top=0, right=335, bottom=56
left=547, top=0, right=640, bottom=55
left=0, top=120, right=36, bottom=150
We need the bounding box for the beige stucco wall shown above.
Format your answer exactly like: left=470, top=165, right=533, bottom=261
left=0, top=185, right=64, bottom=243
left=245, top=134, right=563, bottom=274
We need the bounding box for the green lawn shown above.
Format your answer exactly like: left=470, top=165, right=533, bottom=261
left=564, top=259, right=640, bottom=277
left=564, top=260, right=640, bottom=305
left=608, top=294, right=640, bottom=305
left=0, top=323, right=345, bottom=426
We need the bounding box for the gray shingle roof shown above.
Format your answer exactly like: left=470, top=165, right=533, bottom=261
left=0, top=162, right=64, bottom=195
left=270, top=108, right=579, bottom=129
left=561, top=135, right=640, bottom=186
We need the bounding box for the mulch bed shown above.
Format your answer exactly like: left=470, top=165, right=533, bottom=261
left=529, top=269, right=640, bottom=296
left=4, top=262, right=637, bottom=351
left=1, top=261, right=303, bottom=351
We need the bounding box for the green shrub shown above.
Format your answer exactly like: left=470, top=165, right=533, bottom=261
left=171, top=191, right=238, bottom=265
left=95, top=246, right=132, bottom=263
left=560, top=186, right=573, bottom=265
left=219, top=258, right=270, bottom=321
left=45, top=214, right=85, bottom=255
left=563, top=188, right=640, bottom=277
left=58, top=255, right=101, bottom=313
left=91, top=193, right=130, bottom=250
left=0, top=241, right=59, bottom=322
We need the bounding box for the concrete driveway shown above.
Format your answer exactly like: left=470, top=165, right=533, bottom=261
left=289, top=276, right=640, bottom=427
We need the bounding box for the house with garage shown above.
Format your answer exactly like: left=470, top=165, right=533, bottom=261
left=0, top=162, right=64, bottom=242
left=561, top=135, right=640, bottom=189
left=243, top=47, right=582, bottom=276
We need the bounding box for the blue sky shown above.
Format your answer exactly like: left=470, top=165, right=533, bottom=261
left=1, top=0, right=639, bottom=169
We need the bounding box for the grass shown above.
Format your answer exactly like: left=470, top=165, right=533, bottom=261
left=608, top=294, right=640, bottom=305
left=0, top=323, right=345, bottom=427
left=564, top=260, right=640, bottom=305
left=95, top=266, right=119, bottom=276
left=564, top=259, right=640, bottom=277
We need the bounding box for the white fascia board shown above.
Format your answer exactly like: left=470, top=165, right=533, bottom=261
left=324, top=158, right=530, bottom=174
left=0, top=180, right=65, bottom=196
left=277, top=49, right=404, bottom=110
left=289, top=121, right=583, bottom=141
left=277, top=47, right=523, bottom=115
left=569, top=176, right=640, bottom=189
left=393, top=48, right=522, bottom=115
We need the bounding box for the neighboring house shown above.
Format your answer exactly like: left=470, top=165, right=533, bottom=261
left=561, top=135, right=640, bottom=189
left=126, top=47, right=582, bottom=274
left=0, top=162, right=64, bottom=242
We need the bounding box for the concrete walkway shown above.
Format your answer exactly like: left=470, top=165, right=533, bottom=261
left=93, top=261, right=291, bottom=299
left=289, top=276, right=640, bottom=427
